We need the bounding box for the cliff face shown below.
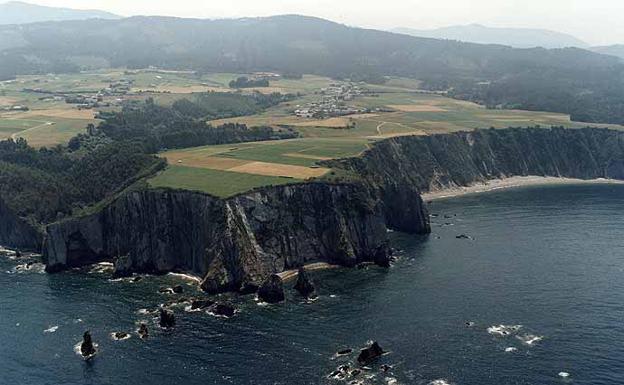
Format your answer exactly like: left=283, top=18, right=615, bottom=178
left=43, top=183, right=390, bottom=293
left=0, top=197, right=42, bottom=251
left=42, top=127, right=624, bottom=294
left=328, top=127, right=624, bottom=210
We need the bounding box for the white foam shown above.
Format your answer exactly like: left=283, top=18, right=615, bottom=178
left=43, top=325, right=58, bottom=333
left=73, top=341, right=98, bottom=360
left=167, top=272, right=201, bottom=283
left=504, top=347, right=518, bottom=353
left=558, top=372, right=570, bottom=378
left=429, top=380, right=452, bottom=385
left=487, top=324, right=522, bottom=337
left=110, top=332, right=131, bottom=341
left=385, top=377, right=398, bottom=385
left=517, top=334, right=543, bottom=346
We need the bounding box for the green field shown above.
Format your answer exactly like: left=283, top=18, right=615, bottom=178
left=148, top=165, right=300, bottom=197
left=5, top=69, right=624, bottom=197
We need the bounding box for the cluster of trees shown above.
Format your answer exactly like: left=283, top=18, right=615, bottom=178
left=0, top=138, right=164, bottom=223
left=97, top=94, right=297, bottom=152
left=229, top=76, right=270, bottom=88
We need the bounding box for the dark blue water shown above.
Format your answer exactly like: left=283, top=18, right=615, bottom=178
left=2, top=184, right=624, bottom=385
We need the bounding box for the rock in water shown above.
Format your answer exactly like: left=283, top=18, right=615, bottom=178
left=212, top=303, right=236, bottom=318
left=138, top=323, right=149, bottom=339
left=258, top=274, right=285, bottom=303
left=112, top=255, right=133, bottom=278
left=357, top=341, right=384, bottom=365
left=159, top=308, right=175, bottom=328
left=172, top=285, right=184, bottom=294
left=80, top=331, right=96, bottom=357
left=112, top=332, right=129, bottom=340
left=293, top=267, right=316, bottom=298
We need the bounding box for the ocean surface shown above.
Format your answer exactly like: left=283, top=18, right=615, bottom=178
left=2, top=183, right=624, bottom=385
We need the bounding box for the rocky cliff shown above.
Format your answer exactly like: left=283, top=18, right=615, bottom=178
left=44, top=183, right=390, bottom=293
left=42, top=127, right=624, bottom=294
left=327, top=126, right=624, bottom=212
left=0, top=197, right=43, bottom=251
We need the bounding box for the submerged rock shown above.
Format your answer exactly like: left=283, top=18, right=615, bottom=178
left=258, top=274, right=285, bottom=303
left=293, top=267, right=316, bottom=298
left=337, top=348, right=353, bottom=356
left=357, top=341, right=384, bottom=365
left=190, top=299, right=215, bottom=310
left=172, top=285, right=184, bottom=294
left=137, top=323, right=149, bottom=339
left=80, top=331, right=96, bottom=358
left=159, top=308, right=175, bottom=328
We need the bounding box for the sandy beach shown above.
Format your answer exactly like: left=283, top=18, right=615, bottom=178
left=277, top=262, right=338, bottom=281
left=421, top=176, right=624, bottom=201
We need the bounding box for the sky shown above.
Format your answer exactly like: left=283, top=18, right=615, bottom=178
left=15, top=0, right=624, bottom=45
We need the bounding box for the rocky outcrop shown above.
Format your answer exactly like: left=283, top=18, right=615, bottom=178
left=0, top=197, right=43, bottom=251
left=257, top=274, right=285, bottom=303
left=357, top=341, right=385, bottom=365
left=43, top=183, right=390, bottom=294
left=80, top=331, right=96, bottom=358
left=293, top=267, right=316, bottom=298
left=159, top=309, right=175, bottom=328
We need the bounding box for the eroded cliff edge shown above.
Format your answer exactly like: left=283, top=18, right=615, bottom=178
left=41, top=127, right=624, bottom=293
left=44, top=183, right=392, bottom=293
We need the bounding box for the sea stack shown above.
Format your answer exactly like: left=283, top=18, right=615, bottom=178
left=293, top=267, right=316, bottom=298
left=159, top=308, right=176, bottom=328
left=80, top=331, right=96, bottom=358
left=258, top=274, right=285, bottom=303
left=138, top=323, right=149, bottom=339
left=357, top=341, right=384, bottom=365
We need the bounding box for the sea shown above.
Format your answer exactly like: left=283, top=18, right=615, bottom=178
left=2, top=183, right=624, bottom=385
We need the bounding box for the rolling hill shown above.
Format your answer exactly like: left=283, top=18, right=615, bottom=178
left=0, top=15, right=623, bottom=125
left=0, top=1, right=119, bottom=25
left=392, top=24, right=588, bottom=49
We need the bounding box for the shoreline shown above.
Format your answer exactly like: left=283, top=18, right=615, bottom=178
left=421, top=176, right=624, bottom=201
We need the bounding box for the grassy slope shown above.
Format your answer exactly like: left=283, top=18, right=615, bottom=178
left=148, top=165, right=299, bottom=197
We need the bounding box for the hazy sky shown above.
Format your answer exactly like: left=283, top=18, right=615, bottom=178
left=19, top=0, right=624, bottom=45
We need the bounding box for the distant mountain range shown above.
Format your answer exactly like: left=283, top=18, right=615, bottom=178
left=393, top=24, right=589, bottom=49
left=0, top=1, right=119, bottom=24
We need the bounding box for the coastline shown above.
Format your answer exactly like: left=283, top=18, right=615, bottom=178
left=421, top=176, right=624, bottom=201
